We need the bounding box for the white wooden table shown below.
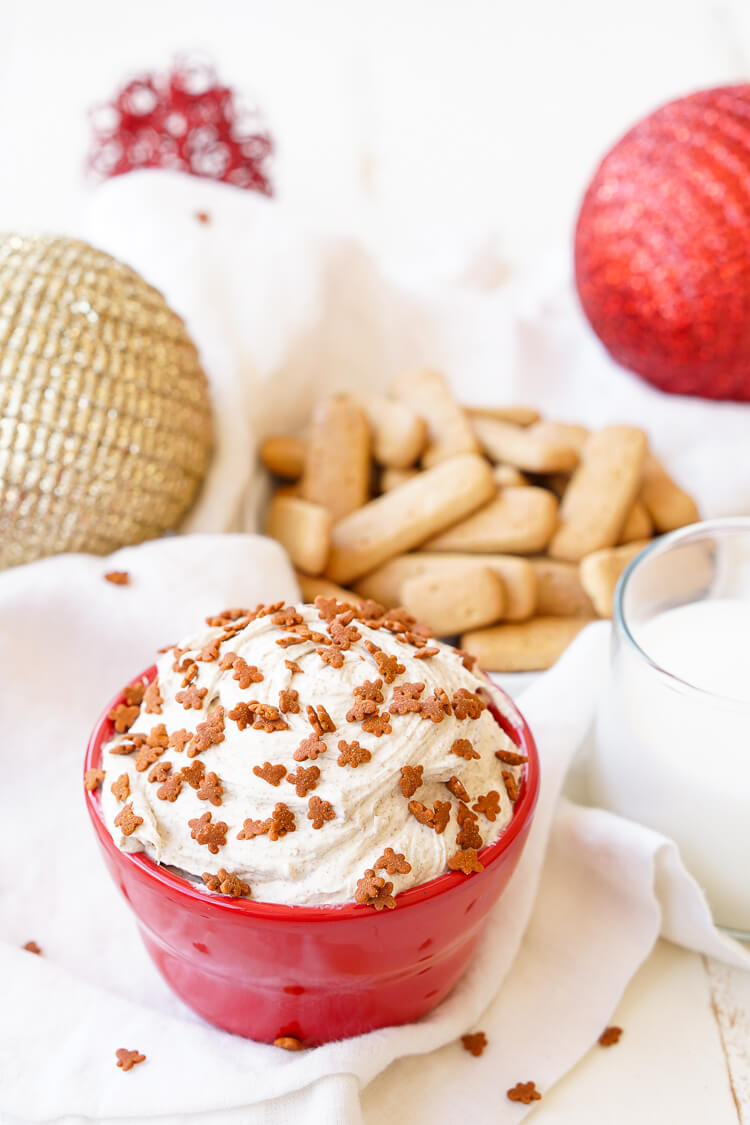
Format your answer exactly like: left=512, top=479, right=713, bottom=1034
left=528, top=943, right=750, bottom=1123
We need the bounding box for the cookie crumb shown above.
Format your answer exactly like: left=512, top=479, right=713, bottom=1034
left=195, top=210, right=211, bottom=224
left=599, top=1025, right=622, bottom=1047
left=23, top=940, right=42, bottom=955
left=461, top=1031, right=487, bottom=1057
left=116, top=1048, right=146, bottom=1071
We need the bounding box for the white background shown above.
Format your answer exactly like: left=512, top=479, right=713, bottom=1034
left=2, top=0, right=750, bottom=275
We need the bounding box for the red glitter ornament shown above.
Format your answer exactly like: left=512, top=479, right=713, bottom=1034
left=575, top=85, right=750, bottom=401
left=87, top=54, right=273, bottom=195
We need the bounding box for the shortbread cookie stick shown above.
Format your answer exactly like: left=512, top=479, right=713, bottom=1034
left=275, top=481, right=302, bottom=499
left=260, top=435, right=307, bottom=479
left=529, top=421, right=591, bottom=455
left=460, top=616, right=589, bottom=672
left=529, top=558, right=596, bottom=617
left=549, top=426, right=647, bottom=561
left=493, top=464, right=528, bottom=488
left=302, top=395, right=371, bottom=520
left=640, top=454, right=700, bottom=532
left=325, top=453, right=495, bottom=584
left=544, top=472, right=572, bottom=498
left=618, top=500, right=653, bottom=544
left=466, top=405, right=540, bottom=427
left=295, top=573, right=360, bottom=605
left=471, top=417, right=580, bottom=473
left=391, top=370, right=479, bottom=468
left=580, top=540, right=650, bottom=618
left=380, top=467, right=419, bottom=492
left=353, top=552, right=536, bottom=621
left=401, top=565, right=505, bottom=636
left=266, top=496, right=332, bottom=576
left=357, top=394, right=427, bottom=468
left=423, top=487, right=558, bottom=555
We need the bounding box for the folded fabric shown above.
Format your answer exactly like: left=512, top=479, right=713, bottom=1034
left=0, top=537, right=746, bottom=1125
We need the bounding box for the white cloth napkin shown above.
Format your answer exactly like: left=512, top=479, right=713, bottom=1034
left=2, top=170, right=750, bottom=1124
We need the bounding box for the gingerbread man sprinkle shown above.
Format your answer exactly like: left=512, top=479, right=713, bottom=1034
left=307, top=795, right=335, bottom=829
left=472, top=791, right=501, bottom=822
left=175, top=684, right=207, bottom=710
left=448, top=848, right=484, bottom=875
left=253, top=761, right=287, bottom=787
left=116, top=1048, right=146, bottom=1071
left=507, top=1081, right=541, bottom=1104
left=114, top=803, right=143, bottom=837
left=286, top=764, right=321, bottom=796
left=399, top=764, right=423, bottom=797
left=237, top=817, right=271, bottom=840
left=337, top=740, right=371, bottom=768
left=354, top=868, right=396, bottom=911
left=196, top=771, right=224, bottom=806
left=376, top=848, right=411, bottom=875
left=85, top=768, right=105, bottom=791
left=294, top=735, right=327, bottom=762
left=202, top=869, right=250, bottom=898
left=188, top=812, right=228, bottom=853
left=461, top=1031, right=487, bottom=1057
left=268, top=803, right=296, bottom=840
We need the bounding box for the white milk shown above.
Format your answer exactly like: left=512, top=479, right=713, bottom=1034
left=591, top=598, right=750, bottom=933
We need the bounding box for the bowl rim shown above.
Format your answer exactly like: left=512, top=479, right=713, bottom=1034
left=85, top=664, right=540, bottom=922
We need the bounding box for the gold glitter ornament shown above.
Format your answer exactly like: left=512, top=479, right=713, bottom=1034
left=0, top=234, right=213, bottom=568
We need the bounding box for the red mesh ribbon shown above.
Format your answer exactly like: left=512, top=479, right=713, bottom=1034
left=87, top=54, right=273, bottom=194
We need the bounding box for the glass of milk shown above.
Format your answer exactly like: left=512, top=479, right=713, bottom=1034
left=591, top=517, right=750, bottom=938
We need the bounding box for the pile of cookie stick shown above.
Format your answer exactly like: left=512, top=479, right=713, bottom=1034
left=261, top=371, right=699, bottom=671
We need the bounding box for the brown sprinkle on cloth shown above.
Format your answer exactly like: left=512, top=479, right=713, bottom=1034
left=461, top=1031, right=487, bottom=1057
left=507, top=1081, right=542, bottom=1104
left=116, top=1048, right=146, bottom=1071
left=104, top=571, right=130, bottom=586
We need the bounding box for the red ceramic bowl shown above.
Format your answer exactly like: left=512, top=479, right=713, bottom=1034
left=85, top=666, right=539, bottom=1045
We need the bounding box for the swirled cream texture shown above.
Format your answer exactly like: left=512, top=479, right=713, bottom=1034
left=100, top=602, right=523, bottom=905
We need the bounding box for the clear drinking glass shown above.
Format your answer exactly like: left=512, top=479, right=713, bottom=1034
left=590, top=518, right=750, bottom=940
